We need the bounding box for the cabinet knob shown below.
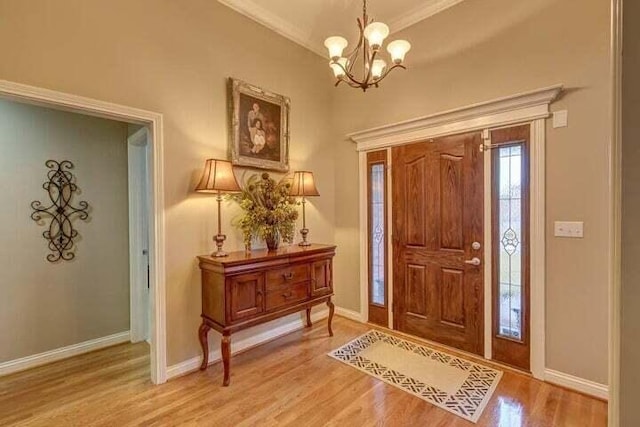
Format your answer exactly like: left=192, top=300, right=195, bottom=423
left=282, top=272, right=294, bottom=281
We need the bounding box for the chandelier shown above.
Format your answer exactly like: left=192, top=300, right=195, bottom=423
left=324, top=0, right=411, bottom=91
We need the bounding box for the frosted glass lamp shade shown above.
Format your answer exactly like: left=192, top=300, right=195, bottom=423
left=195, top=159, right=241, bottom=193
left=387, top=40, right=411, bottom=64
left=363, top=22, right=389, bottom=49
left=324, top=36, right=348, bottom=60
left=371, top=59, right=387, bottom=80
left=329, top=58, right=349, bottom=78
left=289, top=171, right=320, bottom=197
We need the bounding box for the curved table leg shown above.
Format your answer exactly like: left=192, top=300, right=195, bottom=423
left=327, top=299, right=334, bottom=337
left=198, top=321, right=211, bottom=371
left=221, top=331, right=231, bottom=386
left=306, top=307, right=312, bottom=327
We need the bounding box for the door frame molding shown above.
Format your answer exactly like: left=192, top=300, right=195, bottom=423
left=352, top=85, right=562, bottom=380
left=0, top=79, right=168, bottom=384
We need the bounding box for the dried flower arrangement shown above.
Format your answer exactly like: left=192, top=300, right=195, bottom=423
left=232, top=172, right=298, bottom=251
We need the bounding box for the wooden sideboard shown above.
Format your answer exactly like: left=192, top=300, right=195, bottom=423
left=197, top=244, right=336, bottom=386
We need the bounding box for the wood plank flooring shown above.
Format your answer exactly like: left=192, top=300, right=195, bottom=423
left=0, top=317, right=607, bottom=426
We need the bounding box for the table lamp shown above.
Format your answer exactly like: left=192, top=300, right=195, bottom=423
left=196, top=159, right=242, bottom=257
left=290, top=171, right=320, bottom=246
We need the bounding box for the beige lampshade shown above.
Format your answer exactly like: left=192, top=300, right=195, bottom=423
left=290, top=171, right=320, bottom=197
left=195, top=159, right=241, bottom=193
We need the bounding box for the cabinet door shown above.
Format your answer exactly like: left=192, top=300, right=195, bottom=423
left=228, top=273, right=264, bottom=322
left=311, top=259, right=332, bottom=297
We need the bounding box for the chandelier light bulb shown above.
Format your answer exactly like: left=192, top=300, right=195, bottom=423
left=330, top=58, right=349, bottom=78
left=324, top=36, right=349, bottom=60
left=363, top=22, right=389, bottom=50
left=371, top=59, right=387, bottom=80
left=387, top=40, right=411, bottom=64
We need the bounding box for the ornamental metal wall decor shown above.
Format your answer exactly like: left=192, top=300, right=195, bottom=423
left=30, top=160, right=90, bottom=262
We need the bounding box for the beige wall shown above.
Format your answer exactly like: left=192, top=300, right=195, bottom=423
left=332, top=0, right=611, bottom=384
left=0, top=99, right=129, bottom=362
left=621, top=0, right=639, bottom=423
left=0, top=0, right=336, bottom=366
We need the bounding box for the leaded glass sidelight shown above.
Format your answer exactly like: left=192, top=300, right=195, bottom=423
left=497, top=145, right=524, bottom=340
left=370, top=163, right=386, bottom=305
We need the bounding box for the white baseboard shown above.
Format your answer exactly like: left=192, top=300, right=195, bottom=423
left=0, top=331, right=131, bottom=377
left=544, top=369, right=609, bottom=400
left=167, top=309, right=330, bottom=380
left=335, top=307, right=365, bottom=323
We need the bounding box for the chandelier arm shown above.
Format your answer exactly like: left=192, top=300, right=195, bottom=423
left=362, top=48, right=378, bottom=87
left=344, top=39, right=362, bottom=74
left=330, top=58, right=368, bottom=87
left=344, top=17, right=365, bottom=59
left=342, top=69, right=368, bottom=87
left=371, top=64, right=407, bottom=85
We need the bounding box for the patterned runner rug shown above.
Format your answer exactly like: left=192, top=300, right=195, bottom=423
left=328, top=330, right=502, bottom=423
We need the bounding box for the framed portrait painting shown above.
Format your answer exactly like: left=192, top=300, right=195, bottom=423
left=229, top=78, right=290, bottom=172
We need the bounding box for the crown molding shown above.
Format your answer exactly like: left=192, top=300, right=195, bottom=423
left=217, top=0, right=326, bottom=57
left=387, top=0, right=466, bottom=32
left=217, top=0, right=467, bottom=58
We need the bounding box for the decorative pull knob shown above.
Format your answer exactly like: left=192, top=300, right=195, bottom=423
left=283, top=272, right=294, bottom=280
left=282, top=292, right=293, bottom=299
left=464, top=257, right=481, bottom=266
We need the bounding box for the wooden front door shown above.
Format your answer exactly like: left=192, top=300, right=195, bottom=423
left=392, top=131, right=484, bottom=355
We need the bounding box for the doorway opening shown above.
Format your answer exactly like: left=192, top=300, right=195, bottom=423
left=355, top=85, right=559, bottom=379
left=364, top=126, right=532, bottom=370
left=0, top=79, right=166, bottom=384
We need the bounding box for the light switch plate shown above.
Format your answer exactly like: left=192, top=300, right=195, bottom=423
left=553, top=110, right=568, bottom=128
left=554, top=221, right=584, bottom=238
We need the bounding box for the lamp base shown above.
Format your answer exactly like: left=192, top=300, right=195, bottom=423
left=298, top=228, right=311, bottom=247
left=212, top=233, right=228, bottom=257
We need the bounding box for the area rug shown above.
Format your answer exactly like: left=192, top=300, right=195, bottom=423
left=328, top=330, right=502, bottom=423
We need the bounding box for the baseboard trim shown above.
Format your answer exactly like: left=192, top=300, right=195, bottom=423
left=335, top=307, right=365, bottom=323
left=0, top=331, right=131, bottom=377
left=544, top=369, right=609, bottom=400
left=167, top=309, right=330, bottom=380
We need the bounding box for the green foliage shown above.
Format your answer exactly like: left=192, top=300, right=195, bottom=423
left=231, top=172, right=299, bottom=247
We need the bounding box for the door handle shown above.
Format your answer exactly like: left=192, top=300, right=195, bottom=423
left=464, top=257, right=481, bottom=266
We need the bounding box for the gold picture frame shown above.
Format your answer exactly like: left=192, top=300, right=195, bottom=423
left=229, top=78, right=290, bottom=172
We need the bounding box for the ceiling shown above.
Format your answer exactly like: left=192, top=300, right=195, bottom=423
left=217, top=0, right=465, bottom=57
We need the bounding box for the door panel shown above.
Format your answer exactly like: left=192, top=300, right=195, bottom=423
left=406, top=157, right=427, bottom=247
left=406, top=264, right=427, bottom=318
left=311, top=259, right=332, bottom=297
left=393, top=131, right=484, bottom=355
left=441, top=268, right=465, bottom=326
left=440, top=155, right=464, bottom=250
left=228, top=273, right=264, bottom=322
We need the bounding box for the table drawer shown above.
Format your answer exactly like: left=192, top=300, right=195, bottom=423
left=265, top=264, right=310, bottom=290
left=265, top=281, right=309, bottom=311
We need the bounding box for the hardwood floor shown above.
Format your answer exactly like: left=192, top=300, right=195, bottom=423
left=0, top=317, right=607, bottom=426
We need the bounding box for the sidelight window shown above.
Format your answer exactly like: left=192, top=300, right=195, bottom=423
left=367, top=150, right=388, bottom=327
left=370, top=163, right=385, bottom=305
left=496, top=145, right=524, bottom=340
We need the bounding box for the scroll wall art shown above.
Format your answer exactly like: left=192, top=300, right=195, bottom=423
left=30, top=160, right=90, bottom=262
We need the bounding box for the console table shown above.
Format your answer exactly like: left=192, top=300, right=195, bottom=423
left=197, top=244, right=336, bottom=386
